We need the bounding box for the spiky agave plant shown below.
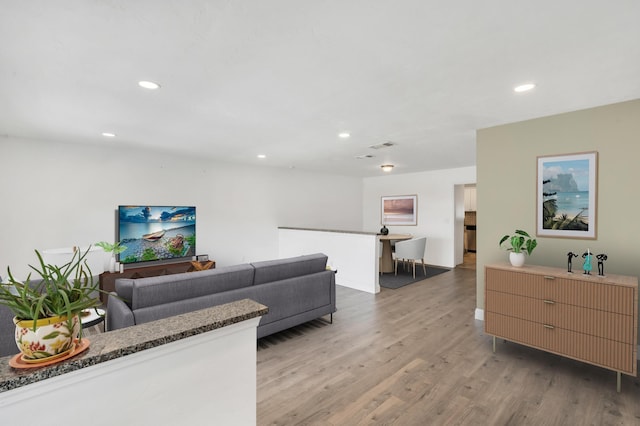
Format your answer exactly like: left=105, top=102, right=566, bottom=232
left=0, top=246, right=102, bottom=329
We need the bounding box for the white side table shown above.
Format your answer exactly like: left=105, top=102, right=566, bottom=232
left=80, top=308, right=105, bottom=330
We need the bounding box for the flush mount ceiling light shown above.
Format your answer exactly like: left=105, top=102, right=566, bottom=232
left=381, top=164, right=394, bottom=172
left=138, top=80, right=161, bottom=90
left=257, top=154, right=267, bottom=159
left=101, top=132, right=116, bottom=137
left=338, top=132, right=351, bottom=139
left=514, top=83, right=536, bottom=93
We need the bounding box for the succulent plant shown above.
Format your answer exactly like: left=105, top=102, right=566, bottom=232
left=0, top=246, right=102, bottom=327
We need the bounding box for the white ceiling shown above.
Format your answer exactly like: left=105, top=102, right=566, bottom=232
left=1, top=1, right=639, bottom=177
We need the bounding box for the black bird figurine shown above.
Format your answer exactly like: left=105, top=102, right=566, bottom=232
left=566, top=252, right=579, bottom=273
left=596, top=253, right=608, bottom=276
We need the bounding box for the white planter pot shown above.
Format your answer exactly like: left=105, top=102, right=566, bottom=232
left=509, top=252, right=526, bottom=267
left=14, top=314, right=80, bottom=361
left=108, top=256, right=116, bottom=273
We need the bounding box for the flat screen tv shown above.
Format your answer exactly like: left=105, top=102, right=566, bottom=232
left=117, top=205, right=196, bottom=265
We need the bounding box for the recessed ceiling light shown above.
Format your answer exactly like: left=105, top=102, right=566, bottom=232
left=338, top=132, right=351, bottom=139
left=381, top=164, right=394, bottom=172
left=514, top=83, right=536, bottom=93
left=138, top=80, right=161, bottom=90
left=101, top=132, right=116, bottom=138
left=257, top=154, right=267, bottom=159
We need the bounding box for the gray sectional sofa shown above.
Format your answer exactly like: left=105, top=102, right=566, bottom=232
left=0, top=304, right=15, bottom=357
left=106, top=253, right=336, bottom=338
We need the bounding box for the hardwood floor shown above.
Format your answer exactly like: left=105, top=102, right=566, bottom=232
left=458, top=252, right=476, bottom=270
left=256, top=267, right=640, bottom=425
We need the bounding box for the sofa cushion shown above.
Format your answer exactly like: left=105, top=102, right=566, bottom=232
left=250, top=270, right=334, bottom=325
left=116, top=264, right=254, bottom=310
left=251, top=253, right=327, bottom=285
left=131, top=270, right=334, bottom=328
left=132, top=286, right=258, bottom=325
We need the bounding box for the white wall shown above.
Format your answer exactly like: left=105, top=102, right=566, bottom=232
left=363, top=166, right=476, bottom=268
left=454, top=184, right=466, bottom=265
left=0, top=137, right=363, bottom=278
left=279, top=228, right=379, bottom=293
left=0, top=317, right=261, bottom=425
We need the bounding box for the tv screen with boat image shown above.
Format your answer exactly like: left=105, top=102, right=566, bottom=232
left=117, top=205, right=196, bottom=264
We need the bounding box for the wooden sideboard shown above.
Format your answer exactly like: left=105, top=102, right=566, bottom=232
left=99, top=260, right=215, bottom=304
left=485, top=263, right=638, bottom=392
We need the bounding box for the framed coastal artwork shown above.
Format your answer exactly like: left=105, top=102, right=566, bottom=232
left=536, top=151, right=598, bottom=239
left=381, top=195, right=417, bottom=226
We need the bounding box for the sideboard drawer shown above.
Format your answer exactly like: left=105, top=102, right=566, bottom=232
left=485, top=268, right=635, bottom=314
left=486, top=312, right=635, bottom=374
left=486, top=291, right=634, bottom=343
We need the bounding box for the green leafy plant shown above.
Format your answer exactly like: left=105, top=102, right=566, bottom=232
left=499, top=230, right=537, bottom=255
left=95, top=241, right=127, bottom=255
left=167, top=245, right=183, bottom=257
left=0, top=247, right=102, bottom=327
left=141, top=248, right=158, bottom=261
left=541, top=179, right=588, bottom=231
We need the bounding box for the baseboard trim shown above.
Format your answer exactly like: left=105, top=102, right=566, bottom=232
left=475, top=308, right=484, bottom=321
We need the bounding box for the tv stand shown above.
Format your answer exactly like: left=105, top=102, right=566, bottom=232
left=99, top=260, right=216, bottom=304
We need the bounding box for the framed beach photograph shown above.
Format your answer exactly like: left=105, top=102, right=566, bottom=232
left=536, top=151, right=598, bottom=239
left=381, top=195, right=417, bottom=226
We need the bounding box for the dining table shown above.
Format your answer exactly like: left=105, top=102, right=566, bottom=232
left=379, top=233, right=412, bottom=273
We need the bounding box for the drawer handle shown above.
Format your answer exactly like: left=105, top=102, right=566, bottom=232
left=543, top=300, right=555, bottom=305
left=543, top=276, right=556, bottom=280
left=543, top=324, right=555, bottom=330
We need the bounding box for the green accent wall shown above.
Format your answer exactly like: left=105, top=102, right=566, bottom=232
left=477, top=99, right=640, bottom=340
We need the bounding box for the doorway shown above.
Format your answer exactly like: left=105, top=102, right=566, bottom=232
left=456, top=184, right=476, bottom=269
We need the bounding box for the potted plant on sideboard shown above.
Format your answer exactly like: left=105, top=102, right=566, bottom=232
left=0, top=246, right=101, bottom=363
left=499, top=229, right=537, bottom=267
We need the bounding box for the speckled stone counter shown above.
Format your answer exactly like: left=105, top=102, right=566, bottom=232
left=0, top=298, right=268, bottom=393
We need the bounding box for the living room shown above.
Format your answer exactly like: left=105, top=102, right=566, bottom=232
left=2, top=2, right=640, bottom=424
left=4, top=101, right=640, bottom=426
left=0, top=136, right=475, bottom=279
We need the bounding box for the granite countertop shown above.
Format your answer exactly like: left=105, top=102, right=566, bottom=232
left=0, top=299, right=268, bottom=393
left=278, top=226, right=379, bottom=236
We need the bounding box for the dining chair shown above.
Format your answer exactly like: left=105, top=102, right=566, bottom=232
left=394, top=237, right=427, bottom=279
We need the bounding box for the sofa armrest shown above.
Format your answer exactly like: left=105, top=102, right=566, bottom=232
left=329, top=269, right=336, bottom=311
left=106, top=292, right=135, bottom=331
left=0, top=304, right=18, bottom=357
